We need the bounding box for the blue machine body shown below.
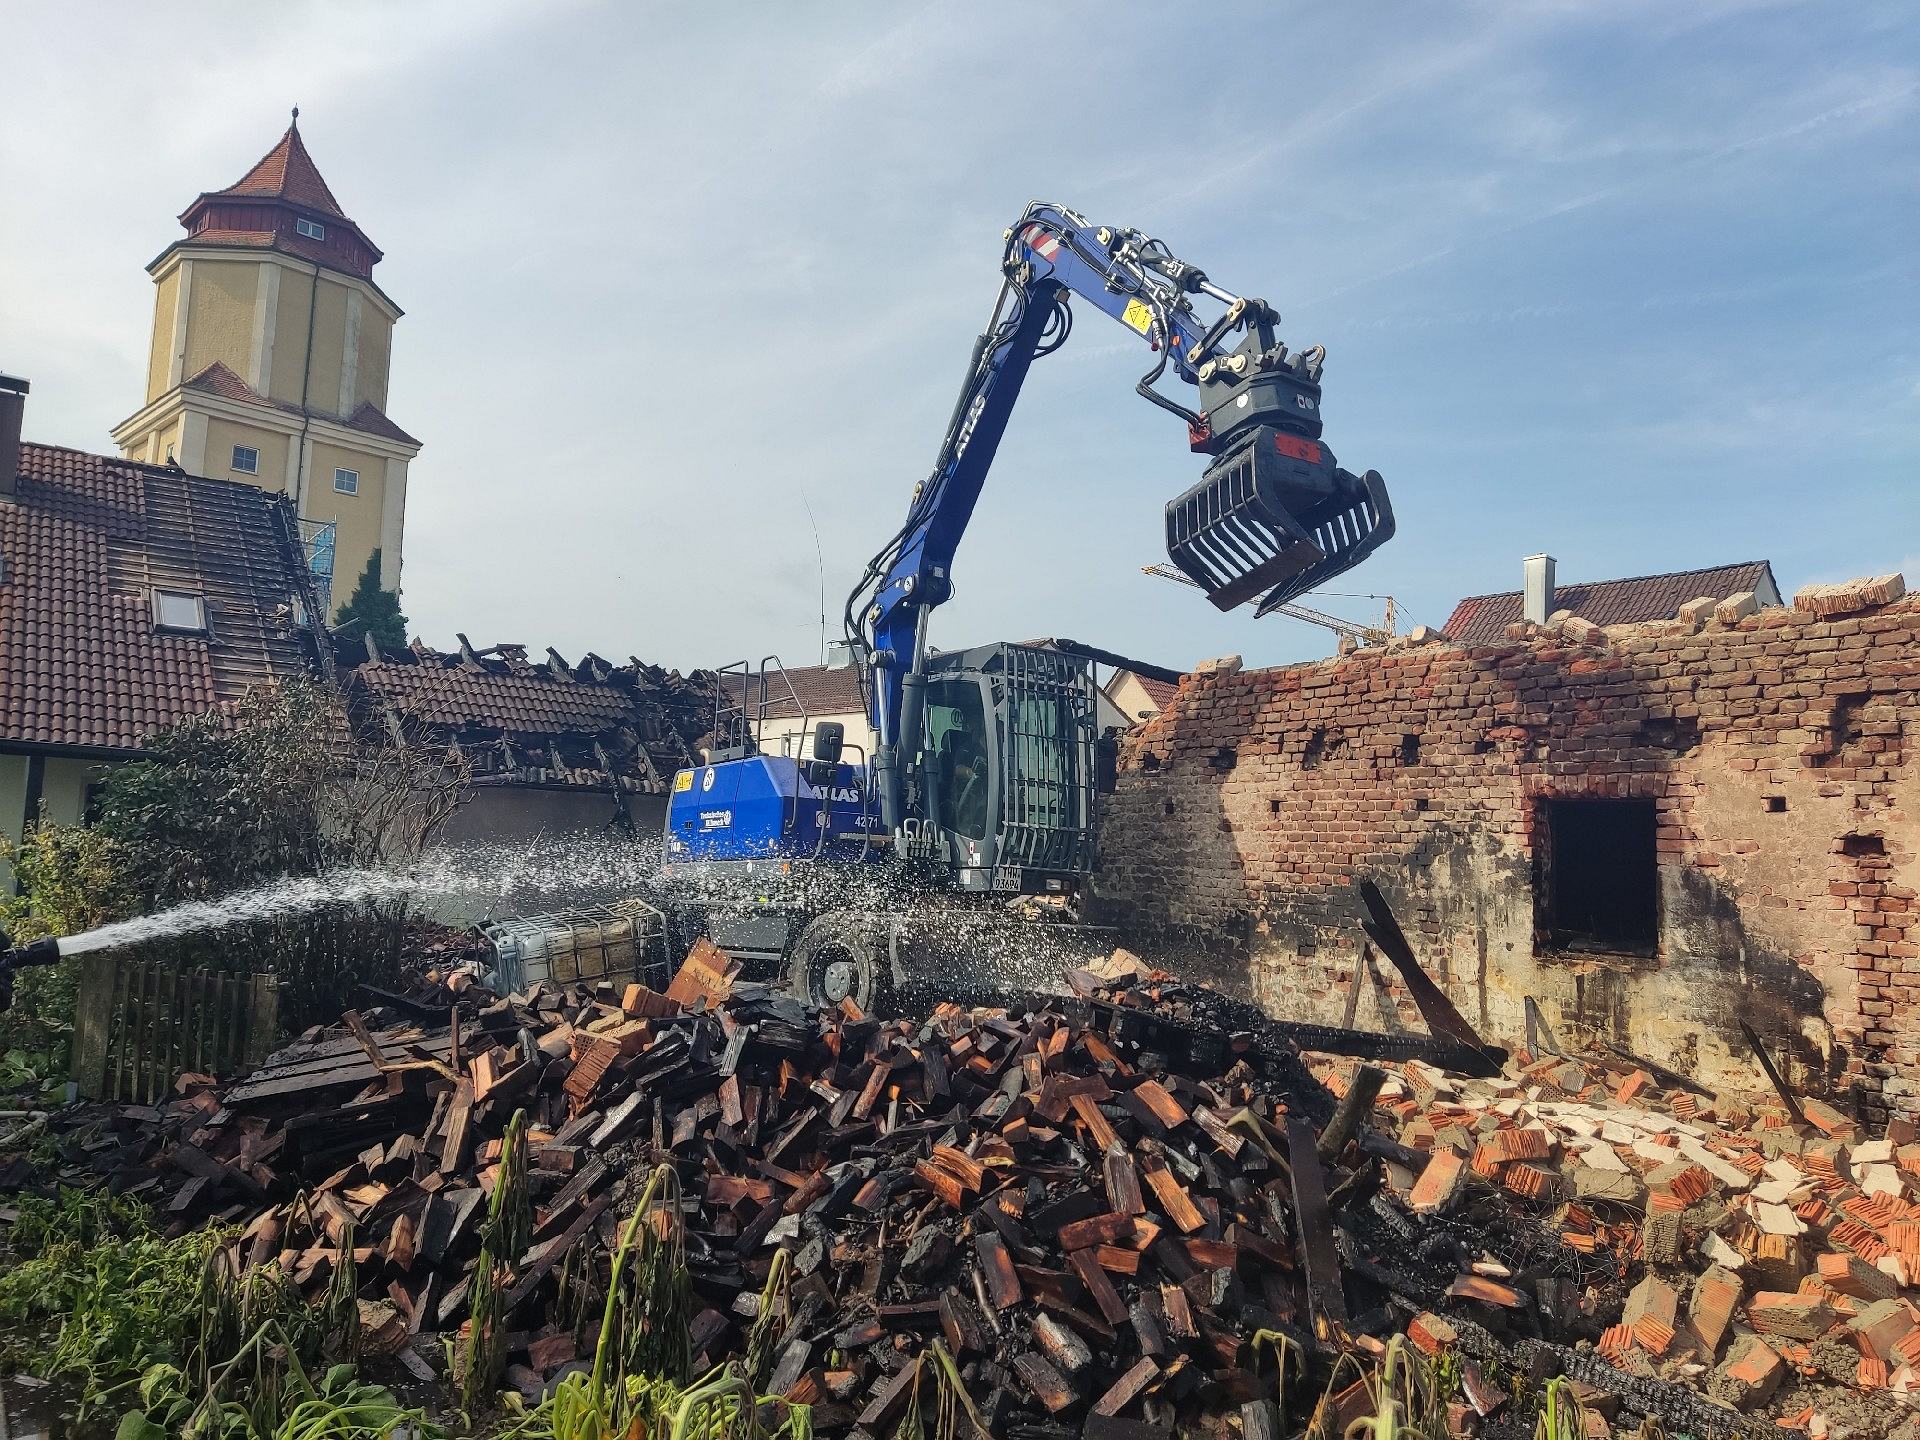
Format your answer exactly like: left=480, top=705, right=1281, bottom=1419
left=664, top=754, right=877, bottom=867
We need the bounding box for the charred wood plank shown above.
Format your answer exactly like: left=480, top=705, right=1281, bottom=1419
left=1284, top=1114, right=1348, bottom=1340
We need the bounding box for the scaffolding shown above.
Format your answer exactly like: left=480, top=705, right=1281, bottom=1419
left=300, top=518, right=338, bottom=616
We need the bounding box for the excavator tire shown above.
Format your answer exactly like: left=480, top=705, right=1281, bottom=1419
left=786, top=911, right=894, bottom=1015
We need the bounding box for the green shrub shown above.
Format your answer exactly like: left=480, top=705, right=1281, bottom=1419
left=5, top=681, right=466, bottom=1041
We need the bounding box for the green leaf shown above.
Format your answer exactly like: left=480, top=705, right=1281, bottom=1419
left=114, top=1411, right=169, bottom=1440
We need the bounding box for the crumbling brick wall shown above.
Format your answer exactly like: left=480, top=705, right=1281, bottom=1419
left=1095, top=577, right=1918, bottom=1123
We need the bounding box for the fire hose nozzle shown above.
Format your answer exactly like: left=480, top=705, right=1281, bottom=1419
left=0, top=934, right=60, bottom=1014
left=0, top=936, right=61, bottom=969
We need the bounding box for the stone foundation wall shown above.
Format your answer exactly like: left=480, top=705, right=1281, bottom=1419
left=1094, top=577, right=1917, bottom=1123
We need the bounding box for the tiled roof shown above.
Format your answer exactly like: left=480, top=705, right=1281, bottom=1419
left=181, top=362, right=417, bottom=447
left=1442, top=561, right=1779, bottom=645
left=172, top=225, right=370, bottom=276
left=344, top=402, right=419, bottom=447
left=212, top=123, right=348, bottom=219
left=0, top=443, right=324, bottom=752
left=354, top=662, right=635, bottom=735
left=185, top=361, right=293, bottom=411
left=170, top=122, right=384, bottom=283
left=1136, top=675, right=1180, bottom=710
left=749, top=663, right=869, bottom=720
left=344, top=641, right=720, bottom=793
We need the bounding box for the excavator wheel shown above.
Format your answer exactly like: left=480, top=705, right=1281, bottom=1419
left=786, top=911, right=894, bottom=1015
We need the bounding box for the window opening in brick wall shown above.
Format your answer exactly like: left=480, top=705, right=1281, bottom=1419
left=1765, top=796, right=1787, bottom=814
left=1841, top=833, right=1886, bottom=858
left=1537, top=797, right=1658, bottom=955
left=1400, top=733, right=1420, bottom=766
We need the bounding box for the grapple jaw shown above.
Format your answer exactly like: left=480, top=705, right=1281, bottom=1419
left=1164, top=425, right=1394, bottom=613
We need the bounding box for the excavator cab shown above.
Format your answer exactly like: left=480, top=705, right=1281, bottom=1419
left=914, top=643, right=1097, bottom=895
left=1163, top=321, right=1395, bottom=614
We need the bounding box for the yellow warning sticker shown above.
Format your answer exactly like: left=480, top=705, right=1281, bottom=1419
left=1121, top=297, right=1154, bottom=334
left=673, top=770, right=694, bottom=792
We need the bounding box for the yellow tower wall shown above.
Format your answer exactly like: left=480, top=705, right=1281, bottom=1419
left=145, top=268, right=181, bottom=401
left=181, top=260, right=259, bottom=381
left=202, top=418, right=290, bottom=490
left=306, top=279, right=350, bottom=418
left=268, top=265, right=316, bottom=407
left=355, top=307, right=392, bottom=411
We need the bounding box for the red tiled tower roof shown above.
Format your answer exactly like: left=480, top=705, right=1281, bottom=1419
left=166, top=116, right=384, bottom=282
left=209, top=121, right=348, bottom=219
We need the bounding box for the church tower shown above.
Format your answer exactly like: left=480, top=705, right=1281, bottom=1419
left=113, top=112, right=419, bottom=614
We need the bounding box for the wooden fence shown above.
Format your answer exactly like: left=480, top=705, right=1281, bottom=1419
left=70, top=954, right=279, bottom=1103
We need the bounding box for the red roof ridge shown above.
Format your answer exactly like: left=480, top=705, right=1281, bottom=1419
left=1448, top=559, right=1774, bottom=610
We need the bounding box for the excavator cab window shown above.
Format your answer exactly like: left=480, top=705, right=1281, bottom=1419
left=923, top=680, right=992, bottom=843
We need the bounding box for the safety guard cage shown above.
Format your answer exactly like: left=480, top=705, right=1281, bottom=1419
left=995, top=645, right=1097, bottom=875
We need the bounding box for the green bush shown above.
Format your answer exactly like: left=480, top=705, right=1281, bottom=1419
left=5, top=681, right=466, bottom=1041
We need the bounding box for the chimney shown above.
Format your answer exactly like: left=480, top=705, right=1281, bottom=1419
left=1522, top=553, right=1556, bottom=625
left=0, top=373, right=26, bottom=502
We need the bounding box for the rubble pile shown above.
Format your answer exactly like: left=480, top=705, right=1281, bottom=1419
left=0, top=946, right=1367, bottom=1434
left=1345, top=1040, right=1920, bottom=1435
left=5, top=938, right=1917, bottom=1437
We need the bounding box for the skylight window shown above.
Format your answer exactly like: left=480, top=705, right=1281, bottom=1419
left=295, top=217, right=326, bottom=241
left=152, top=589, right=209, bottom=634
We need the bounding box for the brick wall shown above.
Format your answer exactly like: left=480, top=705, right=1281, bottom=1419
left=1094, top=576, right=1917, bottom=1122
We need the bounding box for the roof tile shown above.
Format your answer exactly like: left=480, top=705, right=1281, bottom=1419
left=343, top=645, right=719, bottom=793
left=1442, top=561, right=1778, bottom=645
left=0, top=443, right=323, bottom=752
left=212, top=123, right=348, bottom=219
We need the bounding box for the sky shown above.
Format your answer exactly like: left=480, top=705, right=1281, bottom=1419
left=3, top=1, right=1915, bottom=676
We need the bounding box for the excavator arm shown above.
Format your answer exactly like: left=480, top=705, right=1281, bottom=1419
left=848, top=202, right=1395, bottom=841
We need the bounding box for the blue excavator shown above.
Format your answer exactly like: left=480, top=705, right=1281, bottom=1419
left=661, top=203, right=1394, bottom=1009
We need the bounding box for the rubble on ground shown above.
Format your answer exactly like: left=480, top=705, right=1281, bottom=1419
left=2, top=941, right=1917, bottom=1437
left=1332, top=1033, right=1920, bottom=1437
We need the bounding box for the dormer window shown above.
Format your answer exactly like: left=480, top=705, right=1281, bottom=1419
left=295, top=217, right=326, bottom=241
left=153, top=589, right=209, bottom=634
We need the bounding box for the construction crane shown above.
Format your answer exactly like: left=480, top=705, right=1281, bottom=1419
left=1141, top=562, right=1398, bottom=646
left=662, top=202, right=1396, bottom=1010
